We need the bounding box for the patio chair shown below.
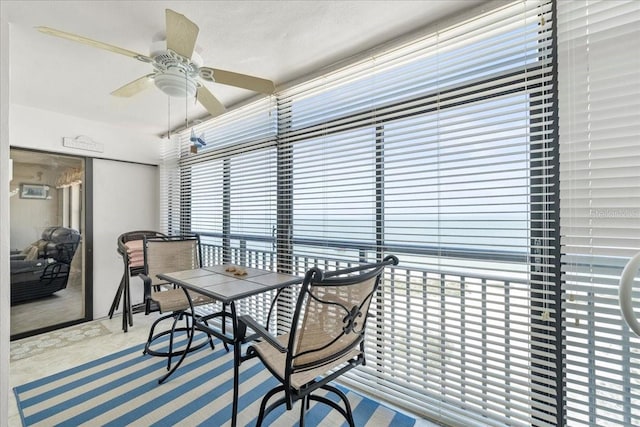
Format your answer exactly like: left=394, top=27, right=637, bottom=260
left=238, top=255, right=399, bottom=427
left=109, top=230, right=169, bottom=331
left=140, top=234, right=216, bottom=372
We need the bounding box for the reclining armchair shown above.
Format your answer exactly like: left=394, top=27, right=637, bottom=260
left=10, top=226, right=81, bottom=305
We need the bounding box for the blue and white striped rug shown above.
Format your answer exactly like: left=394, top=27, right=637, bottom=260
left=14, top=337, right=416, bottom=426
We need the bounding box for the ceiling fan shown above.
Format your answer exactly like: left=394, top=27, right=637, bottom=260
left=36, top=9, right=275, bottom=118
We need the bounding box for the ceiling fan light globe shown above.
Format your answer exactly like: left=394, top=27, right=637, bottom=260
left=154, top=69, right=197, bottom=97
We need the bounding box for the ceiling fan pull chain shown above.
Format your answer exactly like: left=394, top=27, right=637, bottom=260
left=185, top=71, right=189, bottom=130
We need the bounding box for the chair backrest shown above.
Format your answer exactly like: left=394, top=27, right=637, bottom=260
left=117, top=230, right=168, bottom=273
left=118, top=230, right=167, bottom=248
left=44, top=226, right=81, bottom=264
left=288, top=255, right=399, bottom=372
left=142, top=235, right=202, bottom=287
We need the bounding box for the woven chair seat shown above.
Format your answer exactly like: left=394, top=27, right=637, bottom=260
left=252, top=333, right=361, bottom=390
left=152, top=288, right=214, bottom=313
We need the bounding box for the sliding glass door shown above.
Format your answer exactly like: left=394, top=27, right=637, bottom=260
left=9, top=148, right=92, bottom=340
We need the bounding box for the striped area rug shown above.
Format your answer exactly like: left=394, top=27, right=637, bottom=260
left=14, top=337, right=416, bottom=426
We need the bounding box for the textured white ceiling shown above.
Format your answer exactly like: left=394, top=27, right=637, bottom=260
left=3, top=0, right=486, bottom=136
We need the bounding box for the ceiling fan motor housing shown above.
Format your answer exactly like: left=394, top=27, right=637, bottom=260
left=151, top=42, right=203, bottom=98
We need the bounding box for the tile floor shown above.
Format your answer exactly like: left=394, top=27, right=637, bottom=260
left=9, top=312, right=440, bottom=427
left=9, top=313, right=157, bottom=426
left=10, top=283, right=85, bottom=337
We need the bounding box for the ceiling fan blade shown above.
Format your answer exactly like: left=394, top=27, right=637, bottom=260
left=197, top=86, right=226, bottom=117
left=111, top=74, right=155, bottom=97
left=199, top=67, right=275, bottom=94
left=36, top=26, right=152, bottom=63
left=165, top=9, right=199, bottom=59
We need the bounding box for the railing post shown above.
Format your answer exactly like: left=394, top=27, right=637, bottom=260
left=240, top=239, right=246, bottom=266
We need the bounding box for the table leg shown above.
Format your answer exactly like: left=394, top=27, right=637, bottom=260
left=231, top=301, right=239, bottom=427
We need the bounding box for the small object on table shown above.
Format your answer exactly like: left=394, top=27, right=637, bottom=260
left=225, top=265, right=248, bottom=276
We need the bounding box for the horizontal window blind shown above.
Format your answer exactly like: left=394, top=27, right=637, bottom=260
left=175, top=97, right=277, bottom=252
left=277, top=1, right=556, bottom=426
left=166, top=98, right=278, bottom=324
left=558, top=1, right=640, bottom=426
left=159, top=1, right=562, bottom=425
left=160, top=136, right=182, bottom=235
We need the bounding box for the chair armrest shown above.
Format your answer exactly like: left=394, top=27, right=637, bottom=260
left=139, top=273, right=152, bottom=301
left=238, top=314, right=287, bottom=353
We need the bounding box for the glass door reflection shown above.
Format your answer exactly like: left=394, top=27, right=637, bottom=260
left=9, top=148, right=91, bottom=339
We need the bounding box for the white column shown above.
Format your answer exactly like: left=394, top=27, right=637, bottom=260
left=70, top=183, right=81, bottom=231
left=61, top=187, right=70, bottom=228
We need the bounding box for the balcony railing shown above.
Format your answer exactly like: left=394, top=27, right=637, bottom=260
left=195, top=231, right=534, bottom=421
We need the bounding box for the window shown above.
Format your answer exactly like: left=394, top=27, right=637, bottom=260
left=291, top=128, right=377, bottom=263
left=167, top=98, right=277, bottom=266
left=163, top=1, right=565, bottom=425
left=277, top=3, right=556, bottom=424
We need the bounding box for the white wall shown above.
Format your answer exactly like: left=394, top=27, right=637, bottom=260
left=92, top=158, right=159, bottom=319
left=2, top=66, right=163, bottom=426
left=10, top=104, right=160, bottom=164
left=1, top=5, right=11, bottom=426
left=8, top=101, right=163, bottom=320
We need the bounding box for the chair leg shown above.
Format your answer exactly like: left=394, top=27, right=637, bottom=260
left=317, top=384, right=355, bottom=427
left=143, top=324, right=154, bottom=355
left=181, top=312, right=190, bottom=337
left=143, top=312, right=171, bottom=355
left=184, top=312, right=215, bottom=351
left=299, top=395, right=307, bottom=427
left=144, top=310, right=215, bottom=383
left=108, top=275, right=125, bottom=319
left=201, top=318, right=216, bottom=350
left=166, top=314, right=181, bottom=371
left=256, top=385, right=286, bottom=427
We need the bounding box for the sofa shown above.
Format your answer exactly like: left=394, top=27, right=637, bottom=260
left=10, top=226, right=81, bottom=305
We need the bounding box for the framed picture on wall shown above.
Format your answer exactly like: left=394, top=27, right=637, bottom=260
left=20, top=183, right=50, bottom=199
